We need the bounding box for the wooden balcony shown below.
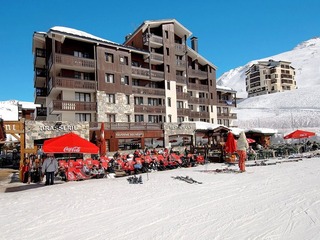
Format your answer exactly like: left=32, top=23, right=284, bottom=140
left=49, top=77, right=96, bottom=92
left=188, top=97, right=209, bottom=105
left=217, top=113, right=237, bottom=119
left=218, top=99, right=236, bottom=107
left=131, top=66, right=164, bottom=81
left=34, top=48, right=46, bottom=67
left=175, top=44, right=186, bottom=55
left=143, top=34, right=163, bottom=48
left=90, top=122, right=163, bottom=130
left=132, top=87, right=165, bottom=96
left=177, top=108, right=191, bottom=115
left=176, top=75, right=187, bottom=84
left=176, top=59, right=186, bottom=69
left=51, top=53, right=95, bottom=71
left=134, top=105, right=166, bottom=114
left=190, top=111, right=209, bottom=118
left=176, top=92, right=189, bottom=100
left=188, top=83, right=208, bottom=91
left=49, top=100, right=96, bottom=114
left=35, top=107, right=47, bottom=120
left=188, top=69, right=208, bottom=79
left=144, top=52, right=164, bottom=65
left=34, top=87, right=47, bottom=104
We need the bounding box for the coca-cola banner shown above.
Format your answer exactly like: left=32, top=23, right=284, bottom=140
left=63, top=146, right=81, bottom=153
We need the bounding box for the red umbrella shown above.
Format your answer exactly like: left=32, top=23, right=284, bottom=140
left=247, top=138, right=256, bottom=144
left=284, top=129, right=316, bottom=139
left=225, top=132, right=237, bottom=154
left=100, top=122, right=106, bottom=156
left=43, top=132, right=99, bottom=154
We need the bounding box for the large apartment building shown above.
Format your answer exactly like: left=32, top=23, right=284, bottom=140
left=245, top=59, right=296, bottom=97
left=32, top=19, right=228, bottom=123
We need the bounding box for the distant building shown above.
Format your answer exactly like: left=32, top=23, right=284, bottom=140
left=245, top=59, right=296, bottom=97
left=216, top=86, right=237, bottom=127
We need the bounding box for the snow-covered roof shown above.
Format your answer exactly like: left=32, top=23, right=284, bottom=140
left=245, top=128, right=278, bottom=135
left=184, top=121, right=229, bottom=131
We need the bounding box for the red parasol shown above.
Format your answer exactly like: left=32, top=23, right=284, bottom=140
left=225, top=132, right=237, bottom=154
left=43, top=132, right=99, bottom=154
left=247, top=138, right=256, bottom=144
left=284, top=129, right=316, bottom=139
left=100, top=122, right=106, bottom=156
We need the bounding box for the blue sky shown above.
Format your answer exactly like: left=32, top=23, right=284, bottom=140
left=1, top=0, right=320, bottom=102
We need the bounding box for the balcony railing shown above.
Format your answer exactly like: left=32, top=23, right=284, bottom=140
left=53, top=53, right=95, bottom=69
left=176, top=75, right=187, bottom=84
left=217, top=113, right=237, bottom=119
left=132, top=87, right=165, bottom=96
left=131, top=66, right=164, bottom=80
left=176, top=59, right=186, bottom=68
left=49, top=100, right=96, bottom=113
left=175, top=44, right=186, bottom=55
left=188, top=69, right=208, bottom=78
left=188, top=97, right=209, bottom=105
left=49, top=77, right=96, bottom=92
left=177, top=108, right=191, bottom=115
left=188, top=83, right=208, bottom=91
left=134, top=105, right=166, bottom=113
left=190, top=111, right=209, bottom=118
left=90, top=122, right=163, bottom=130
left=143, top=34, right=163, bottom=46
left=218, top=99, right=236, bottom=107
left=176, top=92, right=189, bottom=100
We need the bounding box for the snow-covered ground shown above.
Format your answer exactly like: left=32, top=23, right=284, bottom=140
left=1, top=156, right=320, bottom=240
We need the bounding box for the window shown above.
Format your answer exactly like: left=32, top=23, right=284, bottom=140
left=210, top=80, right=212, bottom=86
left=166, top=65, right=170, bottom=73
left=177, top=101, right=183, bottom=109
left=75, top=113, right=91, bottom=121
left=135, top=115, right=144, bottom=122
left=188, top=91, right=193, bottom=97
left=127, top=114, right=131, bottom=122
left=166, top=48, right=169, bottom=56
left=165, top=30, right=168, bottom=39
left=105, top=73, right=114, bottom=83
left=178, top=116, right=184, bottom=122
left=167, top=81, right=170, bottom=90
left=134, top=97, right=143, bottom=105
left=132, top=79, right=139, bottom=86
left=75, top=92, right=91, bottom=102
left=168, top=114, right=172, bottom=123
left=105, top=52, right=114, bottom=63
left=148, top=115, right=159, bottom=123
left=106, top=114, right=116, bottom=122
left=168, top=97, right=171, bottom=107
left=199, top=105, right=206, bottom=112
left=188, top=105, right=194, bottom=110
left=106, top=94, right=115, bottom=103
left=121, top=76, right=129, bottom=85
left=126, top=95, right=130, bottom=104
left=148, top=98, right=161, bottom=106
left=199, top=92, right=205, bottom=98
left=74, top=51, right=89, bottom=58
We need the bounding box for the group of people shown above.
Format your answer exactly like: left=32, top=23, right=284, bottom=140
left=21, top=153, right=59, bottom=185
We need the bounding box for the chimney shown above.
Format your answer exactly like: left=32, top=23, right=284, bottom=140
left=191, top=36, right=198, bottom=52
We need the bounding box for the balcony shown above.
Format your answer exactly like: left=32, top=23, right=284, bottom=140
left=49, top=100, right=96, bottom=114
left=51, top=53, right=95, bottom=71
left=177, top=108, right=191, bottom=116
left=188, top=69, right=208, bottom=79
left=90, top=122, right=163, bottom=130
left=176, top=75, right=187, bottom=84
left=188, top=83, right=208, bottom=91
left=217, top=99, right=236, bottom=107
left=144, top=52, right=164, bottom=65
left=176, top=59, right=186, bottom=69
left=175, top=44, right=186, bottom=55
left=176, top=92, right=189, bottom=100
left=217, top=113, right=237, bottom=119
left=134, top=105, right=166, bottom=114
left=143, top=34, right=163, bottom=48
left=190, top=111, right=209, bottom=118
left=131, top=66, right=164, bottom=81
left=34, top=88, right=47, bottom=104
left=35, top=107, right=47, bottom=120
left=34, top=48, right=46, bottom=67
left=188, top=97, right=209, bottom=105
left=48, top=77, right=96, bottom=93
left=34, top=68, right=46, bottom=87
left=132, top=87, right=165, bottom=96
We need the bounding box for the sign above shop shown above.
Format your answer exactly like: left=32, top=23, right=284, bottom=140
left=39, top=122, right=77, bottom=131
left=115, top=132, right=144, bottom=138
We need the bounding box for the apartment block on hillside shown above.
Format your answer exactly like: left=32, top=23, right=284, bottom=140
left=245, top=59, right=296, bottom=97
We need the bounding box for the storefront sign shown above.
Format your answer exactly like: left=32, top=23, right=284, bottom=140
left=39, top=124, right=77, bottom=131
left=115, top=132, right=144, bottom=138
left=166, top=124, right=193, bottom=130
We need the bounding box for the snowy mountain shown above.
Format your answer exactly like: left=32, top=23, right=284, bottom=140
left=217, top=37, right=320, bottom=137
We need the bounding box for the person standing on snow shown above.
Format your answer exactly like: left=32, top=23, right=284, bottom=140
left=41, top=154, right=58, bottom=185
left=236, top=131, right=249, bottom=172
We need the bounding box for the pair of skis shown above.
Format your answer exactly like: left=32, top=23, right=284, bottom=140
left=172, top=176, right=202, bottom=184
